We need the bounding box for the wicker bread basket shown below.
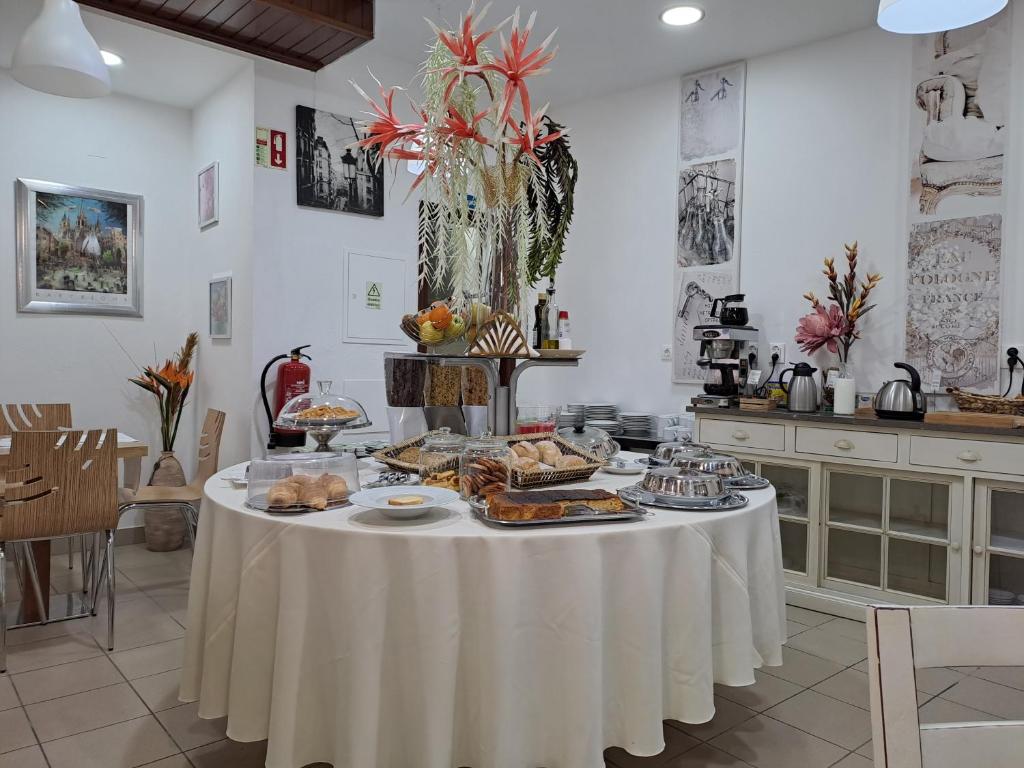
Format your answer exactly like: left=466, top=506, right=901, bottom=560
left=372, top=433, right=458, bottom=475
left=502, top=433, right=604, bottom=489
left=947, top=388, right=1024, bottom=416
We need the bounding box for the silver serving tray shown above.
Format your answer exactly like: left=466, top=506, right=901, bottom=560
left=468, top=495, right=648, bottom=527
left=245, top=493, right=350, bottom=515
left=617, top=485, right=749, bottom=511
left=725, top=474, right=771, bottom=491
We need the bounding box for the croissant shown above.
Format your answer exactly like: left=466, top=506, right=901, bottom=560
left=267, top=482, right=299, bottom=507
left=323, top=475, right=349, bottom=501
left=297, top=483, right=328, bottom=510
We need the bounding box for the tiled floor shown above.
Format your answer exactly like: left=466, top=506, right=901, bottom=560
left=2, top=546, right=1022, bottom=768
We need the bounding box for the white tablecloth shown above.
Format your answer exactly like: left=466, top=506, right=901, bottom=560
left=180, top=455, right=786, bottom=768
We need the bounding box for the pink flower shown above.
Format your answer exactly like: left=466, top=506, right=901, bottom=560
left=795, top=304, right=849, bottom=355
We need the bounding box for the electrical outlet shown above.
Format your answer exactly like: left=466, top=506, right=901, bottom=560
left=660, top=344, right=672, bottom=361
left=748, top=343, right=760, bottom=366
left=770, top=343, right=786, bottom=363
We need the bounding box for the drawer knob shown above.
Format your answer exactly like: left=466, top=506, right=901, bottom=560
left=957, top=450, right=981, bottom=463
left=732, top=430, right=750, bottom=441
left=973, top=545, right=985, bottom=556
left=950, top=542, right=961, bottom=552
left=834, top=439, right=854, bottom=451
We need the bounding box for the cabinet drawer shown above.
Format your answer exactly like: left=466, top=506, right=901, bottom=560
left=795, top=426, right=898, bottom=463
left=910, top=436, right=1024, bottom=475
left=699, top=419, right=785, bottom=451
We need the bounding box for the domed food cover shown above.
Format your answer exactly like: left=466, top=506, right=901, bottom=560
left=276, top=380, right=370, bottom=428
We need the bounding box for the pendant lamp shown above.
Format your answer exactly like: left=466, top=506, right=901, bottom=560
left=878, top=0, right=1008, bottom=34
left=12, top=0, right=111, bottom=98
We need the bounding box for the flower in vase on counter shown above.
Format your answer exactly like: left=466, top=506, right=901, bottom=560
left=350, top=2, right=578, bottom=314
left=796, top=242, right=882, bottom=363
left=129, top=331, right=199, bottom=452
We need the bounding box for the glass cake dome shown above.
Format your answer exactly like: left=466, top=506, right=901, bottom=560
left=275, top=380, right=372, bottom=451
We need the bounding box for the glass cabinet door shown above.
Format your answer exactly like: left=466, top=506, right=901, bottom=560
left=825, top=469, right=960, bottom=603
left=973, top=484, right=1024, bottom=606
left=759, top=463, right=812, bottom=578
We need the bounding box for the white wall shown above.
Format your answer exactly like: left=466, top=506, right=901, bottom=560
left=251, top=53, right=421, bottom=452
left=0, top=72, right=197, bottom=480
left=190, top=64, right=255, bottom=467
left=522, top=21, right=1024, bottom=413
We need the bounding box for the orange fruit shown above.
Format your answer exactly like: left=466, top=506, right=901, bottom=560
left=416, top=308, right=432, bottom=326
left=428, top=303, right=452, bottom=329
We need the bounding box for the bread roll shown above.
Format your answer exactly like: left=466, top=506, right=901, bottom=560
left=267, top=482, right=299, bottom=507
left=512, top=456, right=540, bottom=472
left=534, top=440, right=561, bottom=465
left=555, top=455, right=586, bottom=469
left=511, top=441, right=540, bottom=461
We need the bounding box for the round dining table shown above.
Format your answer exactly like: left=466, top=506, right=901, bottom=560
left=180, top=453, right=786, bottom=768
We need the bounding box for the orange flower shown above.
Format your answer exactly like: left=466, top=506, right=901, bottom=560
left=427, top=1, right=506, bottom=101
left=504, top=104, right=562, bottom=166
left=351, top=80, right=426, bottom=160
left=480, top=9, right=558, bottom=128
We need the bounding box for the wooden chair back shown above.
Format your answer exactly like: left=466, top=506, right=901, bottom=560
left=0, top=429, right=118, bottom=540
left=0, top=404, right=72, bottom=438
left=194, top=409, right=226, bottom=487
left=867, top=605, right=1024, bottom=768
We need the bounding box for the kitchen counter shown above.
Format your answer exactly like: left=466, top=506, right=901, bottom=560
left=688, top=405, right=1024, bottom=439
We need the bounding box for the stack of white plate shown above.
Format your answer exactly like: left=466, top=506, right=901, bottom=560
left=989, top=588, right=1016, bottom=605
left=584, top=403, right=618, bottom=421
left=619, top=412, right=655, bottom=437
left=587, top=418, right=621, bottom=435
left=558, top=404, right=586, bottom=429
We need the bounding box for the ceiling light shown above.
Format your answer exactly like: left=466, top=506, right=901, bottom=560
left=660, top=5, right=704, bottom=26
left=12, top=0, right=111, bottom=98
left=877, top=0, right=1007, bottom=34
left=100, top=50, right=123, bottom=66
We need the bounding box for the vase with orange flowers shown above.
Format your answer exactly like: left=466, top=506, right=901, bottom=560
left=129, top=331, right=198, bottom=550
left=795, top=243, right=882, bottom=411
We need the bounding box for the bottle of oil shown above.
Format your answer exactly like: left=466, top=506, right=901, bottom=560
left=543, top=279, right=559, bottom=349
left=533, top=293, right=548, bottom=349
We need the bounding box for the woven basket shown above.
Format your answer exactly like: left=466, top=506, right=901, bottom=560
left=947, top=387, right=1024, bottom=416
left=372, top=433, right=457, bottom=475
left=502, top=433, right=603, bottom=489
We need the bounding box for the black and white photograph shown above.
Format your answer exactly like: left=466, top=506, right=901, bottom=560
left=677, top=159, right=736, bottom=268
left=679, top=62, right=745, bottom=161
left=296, top=104, right=384, bottom=217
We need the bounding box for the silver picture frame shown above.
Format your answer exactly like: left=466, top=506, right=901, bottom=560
left=15, top=178, right=144, bottom=317
left=208, top=274, right=232, bottom=339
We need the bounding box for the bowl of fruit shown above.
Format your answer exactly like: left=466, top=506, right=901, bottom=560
left=400, top=301, right=467, bottom=347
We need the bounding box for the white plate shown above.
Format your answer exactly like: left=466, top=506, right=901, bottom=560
left=601, top=461, right=644, bottom=475
left=348, top=485, right=460, bottom=519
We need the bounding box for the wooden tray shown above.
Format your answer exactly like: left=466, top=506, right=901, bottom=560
left=924, top=412, right=1024, bottom=429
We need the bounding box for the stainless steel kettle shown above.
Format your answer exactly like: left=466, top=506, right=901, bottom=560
left=873, top=362, right=926, bottom=420
left=780, top=362, right=819, bottom=413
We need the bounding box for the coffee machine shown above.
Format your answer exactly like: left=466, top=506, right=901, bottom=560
left=692, top=294, right=758, bottom=407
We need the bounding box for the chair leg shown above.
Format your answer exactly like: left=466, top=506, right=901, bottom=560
left=23, top=544, right=47, bottom=624
left=79, top=535, right=89, bottom=593
left=1, top=544, right=7, bottom=673
left=68, top=536, right=74, bottom=570
left=180, top=505, right=196, bottom=551
left=105, top=530, right=116, bottom=651
left=89, top=535, right=101, bottom=615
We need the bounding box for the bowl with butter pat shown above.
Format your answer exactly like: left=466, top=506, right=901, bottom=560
left=348, top=485, right=460, bottom=519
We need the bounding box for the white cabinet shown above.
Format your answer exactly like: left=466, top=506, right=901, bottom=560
left=971, top=481, right=1024, bottom=606
left=695, top=410, right=1022, bottom=614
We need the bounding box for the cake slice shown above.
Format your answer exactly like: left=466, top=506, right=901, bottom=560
left=486, top=489, right=626, bottom=521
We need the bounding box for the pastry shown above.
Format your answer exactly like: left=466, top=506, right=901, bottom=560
left=461, top=457, right=509, bottom=498
left=511, top=441, right=540, bottom=461
left=512, top=456, right=540, bottom=472
left=423, top=469, right=460, bottom=491
left=554, top=455, right=586, bottom=470
left=289, top=474, right=318, bottom=487
left=297, top=483, right=328, bottom=510
left=388, top=494, right=425, bottom=506
left=266, top=482, right=299, bottom=507
left=488, top=489, right=626, bottom=520
left=534, top=440, right=562, bottom=465
left=321, top=474, right=349, bottom=501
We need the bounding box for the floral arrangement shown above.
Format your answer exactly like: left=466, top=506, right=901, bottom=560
left=796, top=242, right=882, bottom=363
left=351, top=2, right=577, bottom=313
left=129, top=332, right=198, bottom=452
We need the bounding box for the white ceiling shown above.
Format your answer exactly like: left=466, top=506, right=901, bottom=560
left=367, top=0, right=880, bottom=107
left=0, top=0, right=878, bottom=109
left=0, top=0, right=249, bottom=109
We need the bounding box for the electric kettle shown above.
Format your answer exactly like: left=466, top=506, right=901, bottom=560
left=874, top=362, right=927, bottom=420
left=780, top=362, right=819, bottom=413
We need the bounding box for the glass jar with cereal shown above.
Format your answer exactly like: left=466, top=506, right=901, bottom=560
left=419, top=427, right=464, bottom=492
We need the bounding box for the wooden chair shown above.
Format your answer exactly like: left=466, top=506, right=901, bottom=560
left=0, top=403, right=72, bottom=437
left=0, top=429, right=119, bottom=672
left=867, top=605, right=1024, bottom=768
left=118, top=409, right=226, bottom=549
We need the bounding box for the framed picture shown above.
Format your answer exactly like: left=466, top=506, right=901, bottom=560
left=16, top=178, right=143, bottom=317
left=209, top=274, right=232, bottom=339
left=198, top=161, right=219, bottom=228
left=295, top=105, right=384, bottom=217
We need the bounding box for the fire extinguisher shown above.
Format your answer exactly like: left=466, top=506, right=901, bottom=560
left=260, top=345, right=311, bottom=449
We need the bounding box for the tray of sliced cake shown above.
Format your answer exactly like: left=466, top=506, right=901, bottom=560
left=468, top=489, right=648, bottom=527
